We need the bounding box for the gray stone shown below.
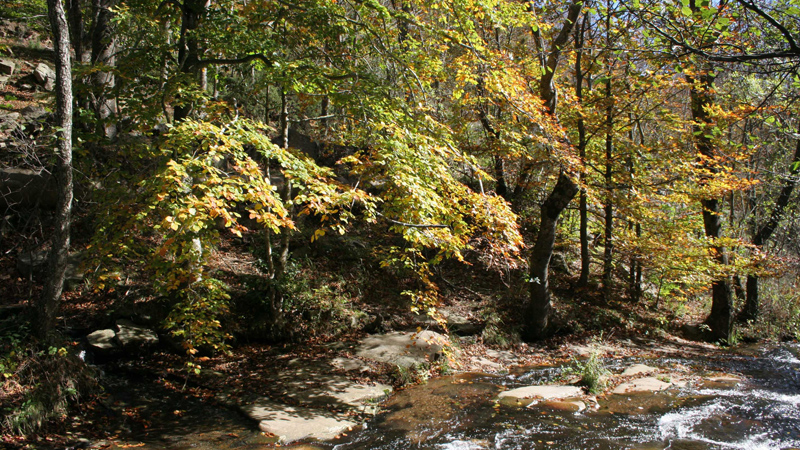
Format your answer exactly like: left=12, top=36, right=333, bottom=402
left=331, top=356, right=365, bottom=372
left=621, top=364, right=658, bottom=377
left=266, top=358, right=391, bottom=413
left=33, top=63, right=55, bottom=87
left=0, top=59, right=14, bottom=75
left=0, top=75, right=10, bottom=86
left=20, top=105, right=48, bottom=121
left=355, top=331, right=448, bottom=369
left=612, top=376, right=672, bottom=394
left=87, top=329, right=119, bottom=353
left=115, top=319, right=159, bottom=348
left=242, top=400, right=356, bottom=444
left=498, top=385, right=583, bottom=402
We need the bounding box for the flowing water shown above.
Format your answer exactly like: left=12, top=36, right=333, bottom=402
left=317, top=344, right=800, bottom=450
left=98, top=344, right=800, bottom=450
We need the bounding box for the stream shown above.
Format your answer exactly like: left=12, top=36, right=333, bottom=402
left=322, top=344, right=800, bottom=450
left=98, top=343, right=800, bottom=450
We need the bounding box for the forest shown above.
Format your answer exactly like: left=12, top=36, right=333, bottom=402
left=1, top=0, right=799, bottom=447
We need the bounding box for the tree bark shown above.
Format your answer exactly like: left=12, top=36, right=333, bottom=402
left=90, top=0, right=117, bottom=139
left=575, top=15, right=591, bottom=288
left=524, top=173, right=580, bottom=340
left=522, top=0, right=582, bottom=341
left=38, top=0, right=74, bottom=342
left=173, top=0, right=205, bottom=121
left=602, top=70, right=614, bottom=298
left=740, top=121, right=800, bottom=322
left=688, top=68, right=733, bottom=343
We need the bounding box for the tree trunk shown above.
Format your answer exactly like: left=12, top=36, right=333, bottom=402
left=602, top=72, right=614, bottom=298
left=524, top=172, right=580, bottom=340
left=90, top=0, right=117, bottom=139
left=740, top=122, right=800, bottom=323
left=689, top=69, right=733, bottom=342
left=575, top=15, right=591, bottom=288
left=38, top=0, right=74, bottom=342
left=522, top=0, right=582, bottom=341
left=173, top=0, right=205, bottom=122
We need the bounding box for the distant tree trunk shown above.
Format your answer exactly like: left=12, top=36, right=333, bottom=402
left=688, top=68, right=733, bottom=342
left=740, top=123, right=800, bottom=322
left=38, top=0, right=74, bottom=342
left=522, top=0, right=582, bottom=341
left=173, top=0, right=205, bottom=122
left=602, top=68, right=614, bottom=298
left=90, top=0, right=117, bottom=139
left=575, top=15, right=591, bottom=288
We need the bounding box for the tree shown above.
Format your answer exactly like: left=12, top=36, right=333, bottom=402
left=38, top=0, right=74, bottom=341
left=522, top=0, right=583, bottom=341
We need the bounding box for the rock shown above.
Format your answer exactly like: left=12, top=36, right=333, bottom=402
left=443, top=310, right=484, bottom=336
left=701, top=374, right=742, bottom=389
left=33, top=63, right=55, bottom=88
left=551, top=253, right=571, bottom=275
left=498, top=385, right=583, bottom=403
left=0, top=75, right=10, bottom=86
left=242, top=400, right=356, bottom=444
left=612, top=376, right=672, bottom=394
left=621, top=364, right=658, bottom=377
left=115, top=319, right=159, bottom=348
left=20, top=105, right=48, bottom=121
left=1, top=167, right=57, bottom=209
left=355, top=330, right=448, bottom=369
left=331, top=356, right=365, bottom=372
left=87, top=329, right=119, bottom=353
left=539, top=399, right=586, bottom=412
left=0, top=59, right=14, bottom=75
left=0, top=110, right=21, bottom=129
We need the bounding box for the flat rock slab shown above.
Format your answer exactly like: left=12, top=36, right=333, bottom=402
left=242, top=400, right=356, bottom=444
left=621, top=364, right=658, bottom=377
left=612, top=376, right=674, bottom=394
left=355, top=331, right=447, bottom=368
left=266, top=358, right=391, bottom=413
left=499, top=385, right=583, bottom=401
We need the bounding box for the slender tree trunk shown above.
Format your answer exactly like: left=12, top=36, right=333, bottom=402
left=173, top=0, right=205, bottom=121
left=740, top=123, right=800, bottom=322
left=602, top=74, right=614, bottom=298
left=688, top=69, right=733, bottom=342
left=575, top=15, right=591, bottom=288
left=39, top=0, right=74, bottom=342
left=90, top=0, right=116, bottom=139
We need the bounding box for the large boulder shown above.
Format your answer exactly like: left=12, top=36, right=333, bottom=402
left=87, top=329, right=119, bottom=354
